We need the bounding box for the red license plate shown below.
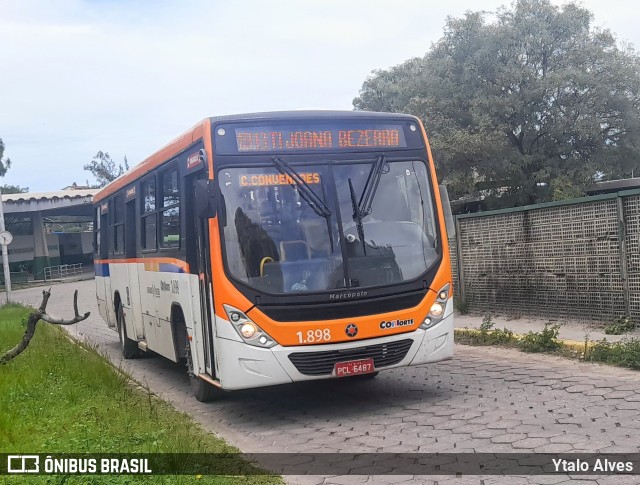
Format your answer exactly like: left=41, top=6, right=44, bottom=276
left=334, top=358, right=375, bottom=377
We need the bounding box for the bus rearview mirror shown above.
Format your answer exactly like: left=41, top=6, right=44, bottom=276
left=439, top=184, right=456, bottom=238
left=194, top=179, right=217, bottom=218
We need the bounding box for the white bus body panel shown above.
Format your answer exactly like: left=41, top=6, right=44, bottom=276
left=98, top=261, right=203, bottom=363
left=95, top=275, right=113, bottom=328
left=213, top=299, right=454, bottom=391
left=98, top=262, right=454, bottom=391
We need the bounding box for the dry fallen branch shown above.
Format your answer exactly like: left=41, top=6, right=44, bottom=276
left=0, top=288, right=90, bottom=364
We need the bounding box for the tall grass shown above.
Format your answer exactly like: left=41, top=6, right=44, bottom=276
left=0, top=305, right=280, bottom=484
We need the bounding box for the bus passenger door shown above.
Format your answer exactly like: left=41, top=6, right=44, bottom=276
left=186, top=174, right=216, bottom=377
left=125, top=198, right=144, bottom=339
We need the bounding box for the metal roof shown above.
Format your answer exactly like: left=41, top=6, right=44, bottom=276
left=586, top=177, right=640, bottom=195
left=1, top=189, right=97, bottom=216
left=1, top=188, right=97, bottom=203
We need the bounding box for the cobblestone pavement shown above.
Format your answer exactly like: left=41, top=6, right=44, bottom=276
left=11, top=281, right=640, bottom=485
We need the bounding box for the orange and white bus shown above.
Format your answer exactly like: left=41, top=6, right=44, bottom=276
left=93, top=111, right=455, bottom=401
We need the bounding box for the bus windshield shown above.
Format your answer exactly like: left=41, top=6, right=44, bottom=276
left=219, top=159, right=438, bottom=295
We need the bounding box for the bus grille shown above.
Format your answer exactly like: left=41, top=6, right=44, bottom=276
left=288, top=339, right=414, bottom=376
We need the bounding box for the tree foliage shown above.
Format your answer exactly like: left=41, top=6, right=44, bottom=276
left=84, top=151, right=130, bottom=188
left=353, top=0, right=640, bottom=208
left=0, top=184, right=28, bottom=194
left=0, top=137, right=11, bottom=178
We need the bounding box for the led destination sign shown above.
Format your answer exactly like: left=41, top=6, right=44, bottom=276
left=235, top=126, right=406, bottom=152
left=213, top=121, right=418, bottom=154
left=240, top=172, right=320, bottom=187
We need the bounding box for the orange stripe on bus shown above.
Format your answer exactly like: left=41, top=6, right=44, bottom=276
left=94, top=120, right=207, bottom=203
left=95, top=257, right=190, bottom=273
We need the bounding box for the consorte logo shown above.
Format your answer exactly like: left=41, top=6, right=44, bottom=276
left=379, top=318, right=414, bottom=329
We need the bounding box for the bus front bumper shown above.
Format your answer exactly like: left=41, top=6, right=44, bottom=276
left=215, top=313, right=454, bottom=391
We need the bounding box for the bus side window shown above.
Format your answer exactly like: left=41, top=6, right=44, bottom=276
left=113, top=195, right=125, bottom=254
left=125, top=199, right=137, bottom=258
left=160, top=169, right=180, bottom=248
left=94, top=207, right=100, bottom=255
left=141, top=177, right=157, bottom=251
left=100, top=212, right=108, bottom=259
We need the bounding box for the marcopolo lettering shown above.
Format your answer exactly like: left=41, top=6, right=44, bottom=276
left=379, top=318, right=414, bottom=329
left=329, top=291, right=368, bottom=300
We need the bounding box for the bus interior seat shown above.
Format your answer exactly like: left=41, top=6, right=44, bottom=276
left=299, top=219, right=331, bottom=256
left=280, top=240, right=311, bottom=261
left=268, top=259, right=330, bottom=292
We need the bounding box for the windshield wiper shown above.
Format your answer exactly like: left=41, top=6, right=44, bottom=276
left=349, top=154, right=387, bottom=255
left=357, top=154, right=387, bottom=218
left=273, top=157, right=332, bottom=218
left=348, top=178, right=367, bottom=255
left=273, top=157, right=334, bottom=253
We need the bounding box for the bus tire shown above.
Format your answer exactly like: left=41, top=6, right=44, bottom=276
left=185, top=333, right=220, bottom=402
left=116, top=304, right=140, bottom=359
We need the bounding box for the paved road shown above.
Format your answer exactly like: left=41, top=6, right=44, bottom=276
left=11, top=280, right=640, bottom=485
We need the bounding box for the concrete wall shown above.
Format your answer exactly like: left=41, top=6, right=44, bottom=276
left=3, top=232, right=93, bottom=277
left=6, top=234, right=60, bottom=273
left=451, top=192, right=640, bottom=323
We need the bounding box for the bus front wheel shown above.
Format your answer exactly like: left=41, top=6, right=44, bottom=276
left=185, top=334, right=220, bottom=402
left=116, top=304, right=140, bottom=359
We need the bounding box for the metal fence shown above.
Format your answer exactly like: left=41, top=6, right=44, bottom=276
left=44, top=263, right=84, bottom=282
left=450, top=189, right=640, bottom=323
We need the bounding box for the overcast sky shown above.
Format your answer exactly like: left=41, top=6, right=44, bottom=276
left=1, top=0, right=639, bottom=192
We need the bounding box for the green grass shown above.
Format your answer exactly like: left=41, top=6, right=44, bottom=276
left=604, top=316, right=636, bottom=335
left=454, top=315, right=517, bottom=346
left=587, top=337, right=640, bottom=369
left=0, top=304, right=282, bottom=484
left=518, top=323, right=562, bottom=353
left=454, top=318, right=640, bottom=371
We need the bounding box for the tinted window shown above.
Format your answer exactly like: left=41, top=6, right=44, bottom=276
left=160, top=169, right=179, bottom=248
left=142, top=178, right=156, bottom=213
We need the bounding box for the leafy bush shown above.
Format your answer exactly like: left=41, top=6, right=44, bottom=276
left=479, top=315, right=494, bottom=332
left=604, top=317, right=635, bottom=335
left=455, top=315, right=516, bottom=346
left=518, top=323, right=562, bottom=353
left=588, top=338, right=640, bottom=369
left=454, top=298, right=469, bottom=315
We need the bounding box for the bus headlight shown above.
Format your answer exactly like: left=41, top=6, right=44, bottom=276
left=420, top=284, right=450, bottom=329
left=223, top=304, right=277, bottom=348
left=240, top=323, right=257, bottom=338
left=429, top=302, right=444, bottom=317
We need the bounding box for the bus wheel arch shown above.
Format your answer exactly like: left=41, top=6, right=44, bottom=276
left=114, top=293, right=140, bottom=359
left=171, top=305, right=220, bottom=402
left=170, top=305, right=188, bottom=363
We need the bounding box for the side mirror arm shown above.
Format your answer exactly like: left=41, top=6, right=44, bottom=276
left=194, top=179, right=217, bottom=218
left=439, top=184, right=455, bottom=238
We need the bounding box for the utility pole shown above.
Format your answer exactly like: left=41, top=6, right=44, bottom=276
left=0, top=186, right=12, bottom=303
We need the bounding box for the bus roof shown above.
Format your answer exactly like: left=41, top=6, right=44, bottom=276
left=93, top=118, right=209, bottom=204
left=208, top=110, right=419, bottom=123
left=93, top=111, right=420, bottom=203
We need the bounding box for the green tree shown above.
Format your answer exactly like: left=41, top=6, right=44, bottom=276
left=353, top=0, right=640, bottom=208
left=0, top=184, right=28, bottom=194
left=0, top=137, right=11, bottom=177
left=84, top=151, right=130, bottom=188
